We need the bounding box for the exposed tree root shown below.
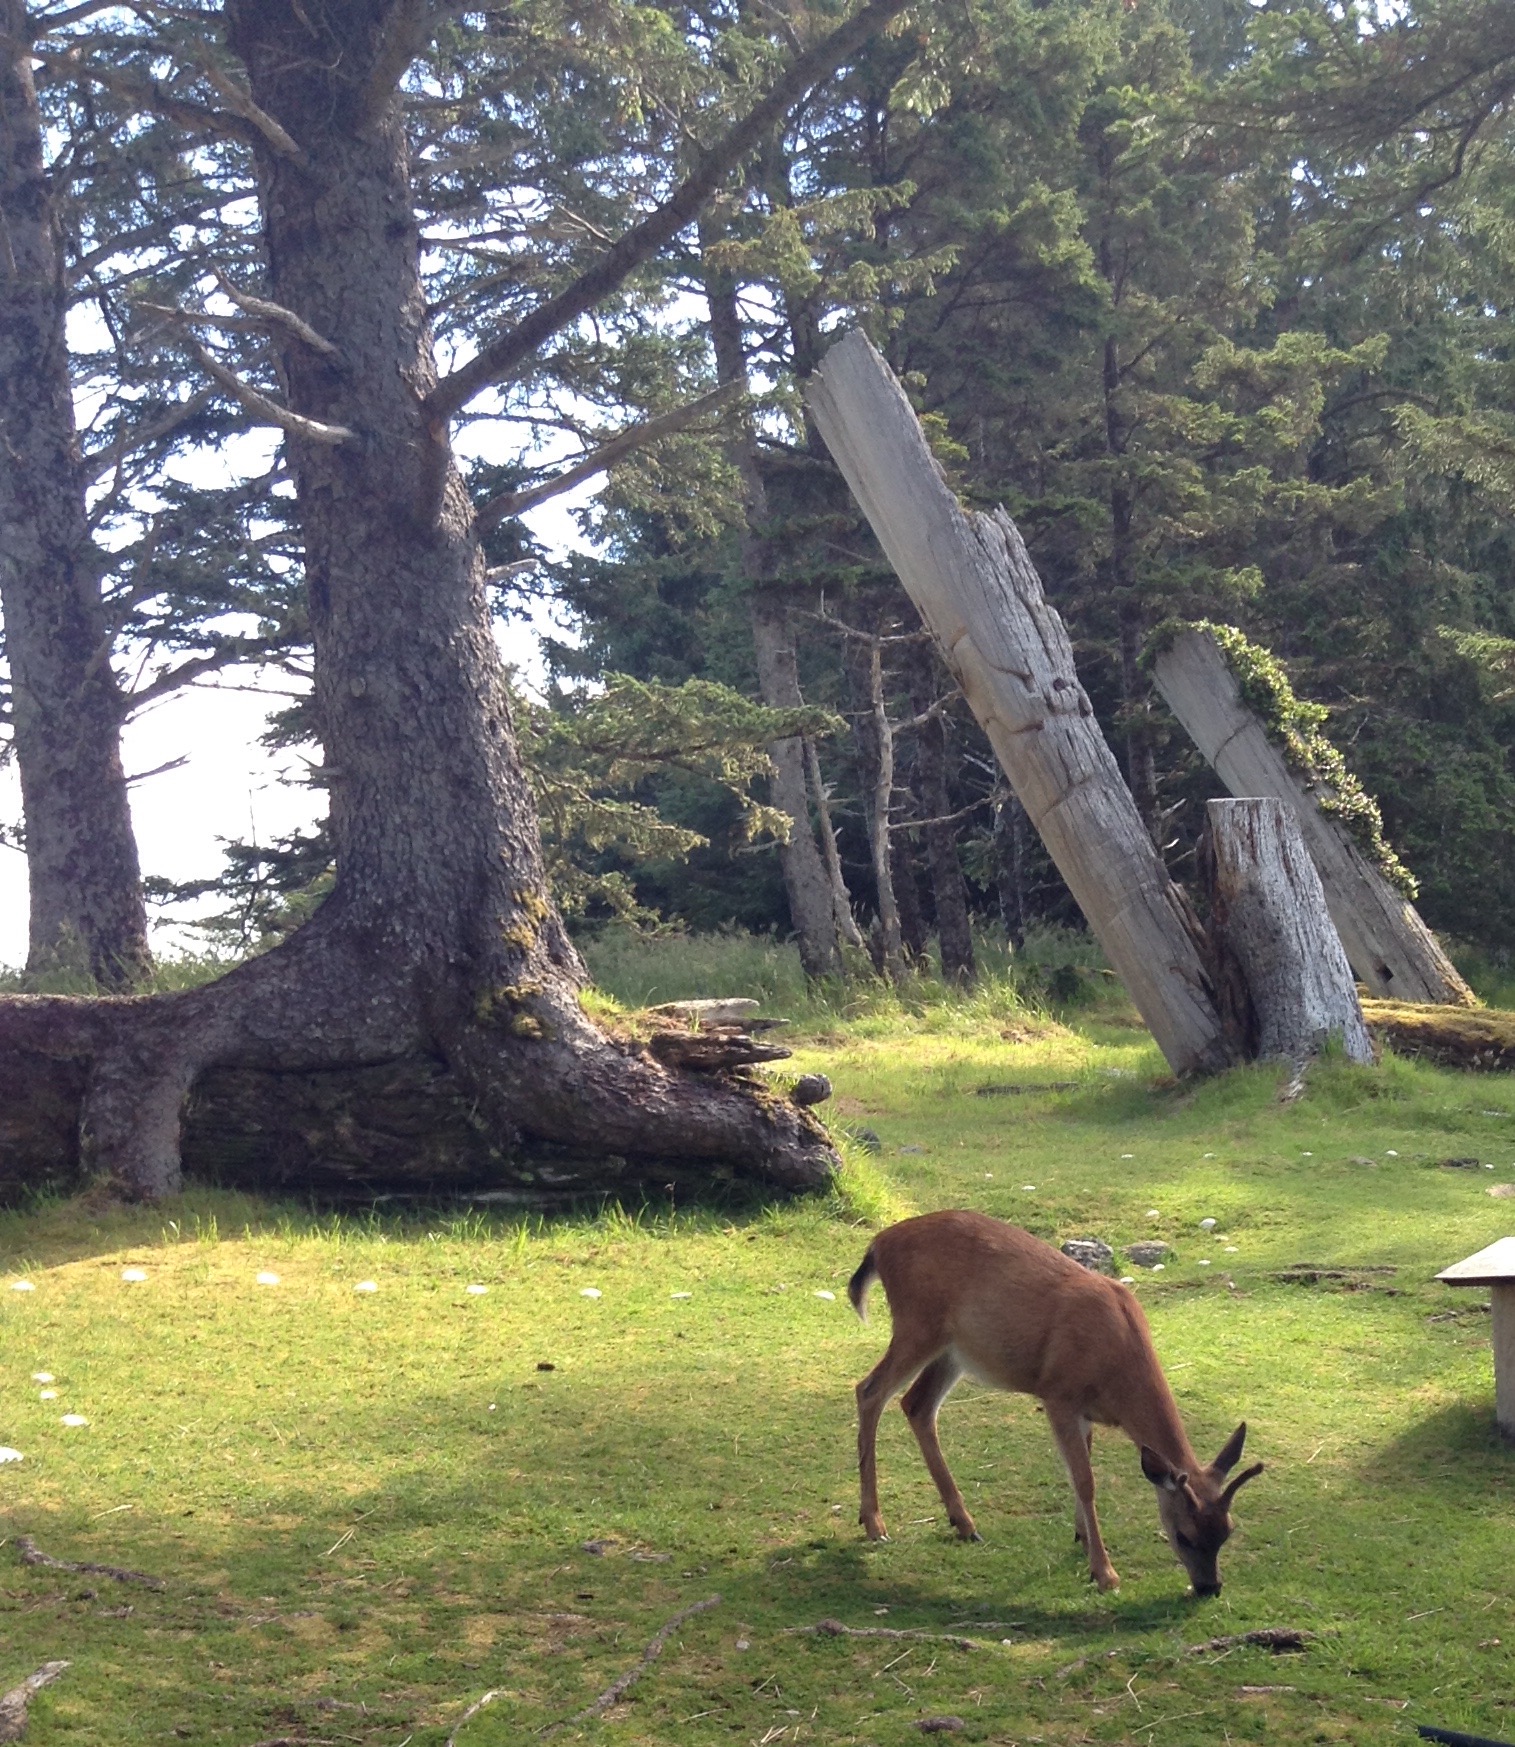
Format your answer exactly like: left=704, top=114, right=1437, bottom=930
left=0, top=1663, right=68, bottom=1744
left=14, top=1536, right=164, bottom=1588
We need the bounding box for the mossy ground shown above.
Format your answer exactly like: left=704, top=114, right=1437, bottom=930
left=1, top=972, right=1513, bottom=1745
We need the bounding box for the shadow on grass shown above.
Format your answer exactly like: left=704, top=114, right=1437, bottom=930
left=1361, top=1400, right=1515, bottom=1485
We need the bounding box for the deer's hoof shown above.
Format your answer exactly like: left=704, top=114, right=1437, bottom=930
left=953, top=1523, right=982, bottom=1543
left=1093, top=1567, right=1121, bottom=1593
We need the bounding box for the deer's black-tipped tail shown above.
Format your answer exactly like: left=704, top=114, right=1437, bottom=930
left=848, top=1245, right=879, bottom=1321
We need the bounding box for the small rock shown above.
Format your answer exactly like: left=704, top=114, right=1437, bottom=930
left=791, top=1073, right=832, bottom=1107
left=1126, top=1241, right=1173, bottom=1268
left=846, top=1127, right=883, bottom=1154
left=1061, top=1239, right=1115, bottom=1275
left=1350, top=1156, right=1378, bottom=1168
left=899, top=1145, right=925, bottom=1155
left=917, top=1721, right=966, bottom=1735
left=536, top=1361, right=556, bottom=1371
left=1199, top=1218, right=1217, bottom=1230
left=1437, top=1157, right=1482, bottom=1170
left=582, top=1539, right=614, bottom=1555
left=1489, top=1183, right=1515, bottom=1199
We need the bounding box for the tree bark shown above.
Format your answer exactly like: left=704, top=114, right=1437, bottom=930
left=1202, top=799, right=1373, bottom=1066
left=0, top=5, right=151, bottom=989
left=702, top=251, right=844, bottom=979
left=807, top=331, right=1230, bottom=1076
left=907, top=642, right=975, bottom=982
left=0, top=1, right=836, bottom=1201
left=847, top=630, right=907, bottom=983
left=1152, top=626, right=1473, bottom=1006
left=804, top=736, right=866, bottom=954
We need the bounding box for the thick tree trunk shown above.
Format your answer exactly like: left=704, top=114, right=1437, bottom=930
left=907, top=642, right=975, bottom=982
left=808, top=331, right=1230, bottom=1075
left=702, top=252, right=844, bottom=980
left=0, top=7, right=150, bottom=989
left=0, top=1, right=835, bottom=1202
left=1152, top=626, right=1473, bottom=1006
left=993, top=791, right=1030, bottom=949
left=1202, top=799, right=1373, bottom=1066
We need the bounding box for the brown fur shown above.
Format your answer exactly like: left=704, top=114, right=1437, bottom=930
left=851, top=1210, right=1262, bottom=1594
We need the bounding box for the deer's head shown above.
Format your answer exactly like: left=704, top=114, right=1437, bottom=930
left=1141, top=1423, right=1263, bottom=1597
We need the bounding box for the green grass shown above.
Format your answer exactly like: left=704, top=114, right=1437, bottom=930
left=2, top=976, right=1515, bottom=1743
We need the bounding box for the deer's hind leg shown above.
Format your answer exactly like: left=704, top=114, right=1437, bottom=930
left=856, top=1328, right=949, bottom=1542
left=900, top=1353, right=978, bottom=1541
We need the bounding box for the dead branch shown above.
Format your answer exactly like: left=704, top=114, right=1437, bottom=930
left=475, top=381, right=742, bottom=531
left=213, top=270, right=341, bottom=359
left=424, top=0, right=911, bottom=420
left=15, top=1534, right=165, bottom=1589
left=194, top=56, right=305, bottom=161
left=786, top=1619, right=988, bottom=1651
left=0, top=1662, right=69, bottom=1745
left=539, top=1595, right=721, bottom=1737
left=186, top=341, right=355, bottom=446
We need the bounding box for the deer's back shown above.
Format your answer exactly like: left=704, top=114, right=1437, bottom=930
left=869, top=1210, right=1153, bottom=1413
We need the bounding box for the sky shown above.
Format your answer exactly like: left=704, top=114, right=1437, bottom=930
left=0, top=489, right=594, bottom=973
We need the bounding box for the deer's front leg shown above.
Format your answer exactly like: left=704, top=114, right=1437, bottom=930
left=1048, top=1407, right=1118, bottom=1591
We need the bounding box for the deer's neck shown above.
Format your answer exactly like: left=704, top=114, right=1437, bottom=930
left=1115, top=1359, right=1201, bottom=1473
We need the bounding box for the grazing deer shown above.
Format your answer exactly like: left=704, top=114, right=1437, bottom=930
left=849, top=1210, right=1262, bottom=1594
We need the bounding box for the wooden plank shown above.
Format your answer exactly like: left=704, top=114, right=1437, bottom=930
left=1437, top=1237, right=1515, bottom=1285
left=1152, top=627, right=1472, bottom=1005
left=806, top=331, right=1229, bottom=1077
left=1204, top=798, right=1373, bottom=1065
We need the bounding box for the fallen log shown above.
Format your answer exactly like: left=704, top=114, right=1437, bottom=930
left=1361, top=1000, right=1515, bottom=1072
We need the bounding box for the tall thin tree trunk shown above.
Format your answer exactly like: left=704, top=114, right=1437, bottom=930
left=0, top=5, right=150, bottom=989
left=993, top=791, right=1029, bottom=950
left=804, top=736, right=865, bottom=952
left=1103, top=330, right=1158, bottom=835
left=907, top=643, right=975, bottom=982
left=849, top=632, right=906, bottom=983
left=702, top=243, right=842, bottom=978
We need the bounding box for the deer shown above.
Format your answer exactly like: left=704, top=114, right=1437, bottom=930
left=849, top=1210, right=1263, bottom=1595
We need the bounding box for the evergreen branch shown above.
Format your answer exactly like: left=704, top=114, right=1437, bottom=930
left=125, top=635, right=294, bottom=712
left=22, top=42, right=260, bottom=146
left=81, top=389, right=215, bottom=484
left=475, top=381, right=742, bottom=531
left=424, top=0, right=913, bottom=421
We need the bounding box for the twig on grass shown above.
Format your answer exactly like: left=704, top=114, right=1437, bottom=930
left=539, top=1595, right=722, bottom=1737
left=13, top=1536, right=164, bottom=1589
left=0, top=1662, right=69, bottom=1744
left=443, top=1691, right=501, bottom=1747
left=787, top=1620, right=988, bottom=1652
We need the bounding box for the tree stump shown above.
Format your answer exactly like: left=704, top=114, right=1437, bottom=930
left=1153, top=627, right=1472, bottom=1006
left=806, top=331, right=1229, bottom=1077
left=1203, top=799, right=1373, bottom=1065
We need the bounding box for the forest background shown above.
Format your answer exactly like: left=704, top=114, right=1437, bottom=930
left=3, top=0, right=1515, bottom=997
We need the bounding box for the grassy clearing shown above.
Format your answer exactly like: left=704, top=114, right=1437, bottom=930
left=2, top=955, right=1514, bottom=1744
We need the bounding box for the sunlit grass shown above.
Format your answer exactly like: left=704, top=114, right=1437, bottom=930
left=1, top=973, right=1514, bottom=1743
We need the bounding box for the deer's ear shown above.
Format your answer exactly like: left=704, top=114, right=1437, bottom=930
left=1141, top=1446, right=1183, bottom=1489
left=1211, top=1421, right=1248, bottom=1476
